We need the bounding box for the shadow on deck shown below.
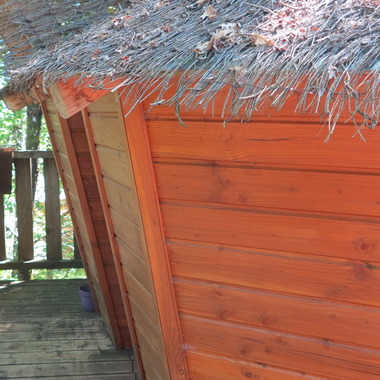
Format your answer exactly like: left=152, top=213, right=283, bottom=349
left=0, top=279, right=138, bottom=380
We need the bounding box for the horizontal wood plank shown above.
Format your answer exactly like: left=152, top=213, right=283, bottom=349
left=90, top=113, right=125, bottom=151
left=102, top=177, right=140, bottom=223
left=0, top=360, right=132, bottom=379
left=181, top=314, right=380, bottom=380
left=0, top=260, right=83, bottom=270
left=70, top=131, right=91, bottom=154
left=96, top=145, right=135, bottom=189
left=110, top=207, right=145, bottom=258
left=88, top=92, right=119, bottom=113
left=121, top=265, right=158, bottom=323
left=186, top=351, right=327, bottom=380
left=147, top=120, right=380, bottom=169
left=131, top=299, right=167, bottom=360
left=168, top=241, right=380, bottom=307
left=162, top=202, right=380, bottom=262
left=135, top=324, right=168, bottom=380
left=154, top=161, right=380, bottom=217
left=118, top=238, right=153, bottom=291
left=174, top=279, right=380, bottom=349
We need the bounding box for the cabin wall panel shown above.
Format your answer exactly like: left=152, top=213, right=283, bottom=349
left=146, top=119, right=380, bottom=170
left=42, top=98, right=131, bottom=349
left=185, top=351, right=327, bottom=380
left=154, top=160, right=380, bottom=217
left=90, top=114, right=125, bottom=151
left=95, top=145, right=136, bottom=189
left=162, top=202, right=380, bottom=262
left=143, top=98, right=380, bottom=378
left=84, top=93, right=170, bottom=379
left=174, top=279, right=380, bottom=350
left=117, top=239, right=154, bottom=291
left=109, top=207, right=145, bottom=257
left=121, top=267, right=157, bottom=320
left=181, top=314, right=380, bottom=380
left=102, top=177, right=141, bottom=222
left=169, top=242, right=380, bottom=307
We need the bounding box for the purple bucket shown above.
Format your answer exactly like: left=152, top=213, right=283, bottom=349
left=79, top=284, right=95, bottom=312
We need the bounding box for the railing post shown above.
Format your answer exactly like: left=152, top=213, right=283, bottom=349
left=44, top=157, right=62, bottom=260
left=14, top=156, right=34, bottom=279
left=73, top=234, right=81, bottom=260
left=0, top=194, right=5, bottom=261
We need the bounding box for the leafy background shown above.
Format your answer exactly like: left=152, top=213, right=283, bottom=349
left=0, top=93, right=85, bottom=280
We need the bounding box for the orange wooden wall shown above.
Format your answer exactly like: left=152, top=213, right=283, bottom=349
left=142, top=90, right=380, bottom=380
left=42, top=81, right=380, bottom=380
left=42, top=98, right=130, bottom=349
left=81, top=94, right=171, bottom=380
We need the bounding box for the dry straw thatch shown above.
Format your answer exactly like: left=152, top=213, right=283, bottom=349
left=1, top=0, right=380, bottom=135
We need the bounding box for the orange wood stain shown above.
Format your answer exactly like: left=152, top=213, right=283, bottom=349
left=42, top=99, right=131, bottom=349
left=142, top=93, right=380, bottom=379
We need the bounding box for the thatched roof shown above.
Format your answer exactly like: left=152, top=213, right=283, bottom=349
left=2, top=0, right=380, bottom=134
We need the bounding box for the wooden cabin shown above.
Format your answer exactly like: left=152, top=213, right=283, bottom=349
left=2, top=1, right=380, bottom=379
left=3, top=78, right=379, bottom=380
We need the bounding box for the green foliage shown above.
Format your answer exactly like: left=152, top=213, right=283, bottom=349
left=0, top=102, right=26, bottom=149
left=0, top=92, right=83, bottom=281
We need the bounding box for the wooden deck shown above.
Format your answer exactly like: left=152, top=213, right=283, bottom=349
left=0, top=279, right=139, bottom=380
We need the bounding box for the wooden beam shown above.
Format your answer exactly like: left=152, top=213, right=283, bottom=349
left=0, top=148, right=13, bottom=194
left=14, top=157, right=34, bottom=262
left=0, top=260, right=83, bottom=270
left=44, top=157, right=62, bottom=261
left=1, top=77, right=46, bottom=111
left=0, top=195, right=5, bottom=261
left=119, top=93, right=189, bottom=380
left=1, top=92, right=35, bottom=111
left=14, top=151, right=54, bottom=159
left=50, top=78, right=116, bottom=119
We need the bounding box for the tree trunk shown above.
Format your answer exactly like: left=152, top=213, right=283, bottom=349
left=26, top=103, right=43, bottom=199
left=17, top=103, right=43, bottom=280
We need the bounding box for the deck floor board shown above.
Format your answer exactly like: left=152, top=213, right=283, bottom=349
left=0, top=279, right=139, bottom=379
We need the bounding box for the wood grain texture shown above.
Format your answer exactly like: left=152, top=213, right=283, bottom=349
left=44, top=157, right=62, bottom=260
left=82, top=101, right=143, bottom=364
left=42, top=101, right=125, bottom=349
left=181, top=314, right=380, bottom=380
left=186, top=351, right=327, bottom=380
left=67, top=112, right=130, bottom=349
left=162, top=202, right=380, bottom=262
left=120, top=94, right=188, bottom=379
left=96, top=145, right=135, bottom=189
left=102, top=177, right=140, bottom=223
left=14, top=157, right=33, bottom=261
left=0, top=279, right=137, bottom=380
left=174, top=279, right=380, bottom=349
left=90, top=113, right=125, bottom=151
left=110, top=207, right=145, bottom=256
left=49, top=78, right=111, bottom=119
left=146, top=119, right=380, bottom=170
left=169, top=241, right=380, bottom=307
left=154, top=160, right=380, bottom=217
left=84, top=92, right=172, bottom=379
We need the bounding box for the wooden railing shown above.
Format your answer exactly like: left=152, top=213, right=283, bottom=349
left=0, top=150, right=82, bottom=278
